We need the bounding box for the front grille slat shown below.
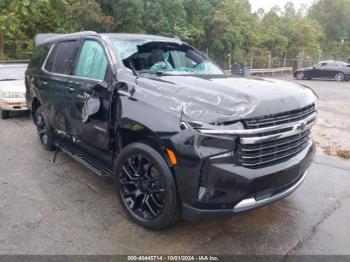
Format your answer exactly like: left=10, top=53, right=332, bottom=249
left=238, top=104, right=316, bottom=169
left=239, top=140, right=310, bottom=168
left=240, top=131, right=310, bottom=152
left=244, top=104, right=316, bottom=129
left=240, top=132, right=310, bottom=159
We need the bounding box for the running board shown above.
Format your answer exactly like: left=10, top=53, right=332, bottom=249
left=54, top=140, right=114, bottom=177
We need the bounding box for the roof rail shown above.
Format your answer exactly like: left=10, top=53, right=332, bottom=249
left=35, top=33, right=64, bottom=45
left=35, top=31, right=98, bottom=45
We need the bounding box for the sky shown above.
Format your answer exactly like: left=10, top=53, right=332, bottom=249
left=249, top=0, right=315, bottom=12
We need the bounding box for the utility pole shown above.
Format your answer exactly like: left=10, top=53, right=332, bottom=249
left=267, top=51, right=272, bottom=69
left=228, top=52, right=231, bottom=71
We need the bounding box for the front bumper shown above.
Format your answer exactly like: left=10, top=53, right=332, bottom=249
left=182, top=169, right=309, bottom=222
left=0, top=99, right=27, bottom=111
left=173, top=138, right=315, bottom=222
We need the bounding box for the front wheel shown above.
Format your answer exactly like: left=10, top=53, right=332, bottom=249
left=335, top=72, right=345, bottom=82
left=296, top=72, right=305, bottom=80
left=114, top=143, right=180, bottom=230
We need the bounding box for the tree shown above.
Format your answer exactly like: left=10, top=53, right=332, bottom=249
left=309, top=0, right=350, bottom=59
left=0, top=0, right=113, bottom=59
left=0, top=0, right=346, bottom=66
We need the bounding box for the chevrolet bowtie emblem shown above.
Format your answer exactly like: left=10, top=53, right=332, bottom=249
left=296, top=121, right=307, bottom=131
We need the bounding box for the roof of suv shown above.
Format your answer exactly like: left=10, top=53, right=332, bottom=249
left=37, top=31, right=181, bottom=45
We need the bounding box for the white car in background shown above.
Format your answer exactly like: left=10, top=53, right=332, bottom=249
left=0, top=64, right=28, bottom=119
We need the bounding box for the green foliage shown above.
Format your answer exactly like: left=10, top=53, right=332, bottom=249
left=0, top=0, right=113, bottom=58
left=309, top=0, right=350, bottom=59
left=0, top=0, right=349, bottom=66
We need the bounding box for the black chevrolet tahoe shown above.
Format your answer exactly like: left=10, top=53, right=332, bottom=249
left=26, top=32, right=317, bottom=229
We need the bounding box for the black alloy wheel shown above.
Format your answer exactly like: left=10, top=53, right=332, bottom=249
left=120, top=154, right=166, bottom=219
left=115, top=143, right=180, bottom=230
left=35, top=107, right=55, bottom=151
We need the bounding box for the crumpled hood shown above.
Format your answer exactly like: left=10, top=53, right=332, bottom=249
left=0, top=80, right=26, bottom=94
left=135, top=74, right=317, bottom=124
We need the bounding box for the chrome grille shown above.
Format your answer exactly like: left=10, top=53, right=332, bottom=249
left=237, top=104, right=317, bottom=169
left=238, top=130, right=311, bottom=169
left=243, top=104, right=316, bottom=129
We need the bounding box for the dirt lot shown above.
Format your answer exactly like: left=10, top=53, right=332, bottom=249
left=0, top=77, right=350, bottom=256
left=274, top=76, right=350, bottom=159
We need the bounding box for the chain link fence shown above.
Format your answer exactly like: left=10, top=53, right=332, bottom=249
left=239, top=56, right=349, bottom=71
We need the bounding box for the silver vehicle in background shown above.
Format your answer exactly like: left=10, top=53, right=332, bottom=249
left=0, top=64, right=28, bottom=119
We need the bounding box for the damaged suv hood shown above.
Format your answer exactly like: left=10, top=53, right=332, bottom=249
left=135, top=74, right=317, bottom=124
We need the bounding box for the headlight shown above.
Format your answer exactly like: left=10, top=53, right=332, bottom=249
left=2, top=92, right=25, bottom=98
left=193, top=121, right=245, bottom=135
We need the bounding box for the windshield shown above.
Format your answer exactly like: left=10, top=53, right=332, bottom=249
left=111, top=39, right=224, bottom=75
left=0, top=65, right=27, bottom=81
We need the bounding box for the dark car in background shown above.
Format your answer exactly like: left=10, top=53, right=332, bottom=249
left=294, top=60, right=350, bottom=81
left=26, top=32, right=317, bottom=229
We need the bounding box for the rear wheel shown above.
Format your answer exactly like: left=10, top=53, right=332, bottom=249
left=114, top=143, right=180, bottom=230
left=335, top=72, right=344, bottom=82
left=35, top=107, right=55, bottom=151
left=0, top=110, right=10, bottom=119
left=296, top=72, right=305, bottom=80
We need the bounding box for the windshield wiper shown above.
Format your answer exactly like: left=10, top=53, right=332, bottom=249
left=138, top=71, right=170, bottom=76
left=0, top=78, right=18, bottom=81
left=155, top=71, right=169, bottom=76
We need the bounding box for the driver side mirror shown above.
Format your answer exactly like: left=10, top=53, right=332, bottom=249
left=92, top=81, right=108, bottom=93
left=81, top=95, right=101, bottom=123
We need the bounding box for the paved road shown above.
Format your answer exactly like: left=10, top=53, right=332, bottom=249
left=0, top=112, right=350, bottom=255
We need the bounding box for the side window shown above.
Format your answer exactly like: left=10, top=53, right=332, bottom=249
left=28, top=44, right=51, bottom=70
left=315, top=62, right=326, bottom=69
left=75, top=40, right=108, bottom=81
left=325, top=62, right=336, bottom=68
left=50, top=41, right=79, bottom=75
left=45, top=45, right=57, bottom=72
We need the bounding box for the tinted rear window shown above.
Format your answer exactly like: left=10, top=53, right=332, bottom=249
left=45, top=45, right=57, bottom=72
left=28, top=44, right=50, bottom=70
left=49, top=41, right=79, bottom=75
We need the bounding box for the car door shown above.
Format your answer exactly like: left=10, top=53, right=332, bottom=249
left=42, top=40, right=80, bottom=132
left=311, top=62, right=327, bottom=78
left=323, top=62, right=339, bottom=79
left=65, top=38, right=112, bottom=152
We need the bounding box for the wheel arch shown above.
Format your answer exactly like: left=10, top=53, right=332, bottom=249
left=31, top=97, right=42, bottom=122
left=116, top=121, right=176, bottom=169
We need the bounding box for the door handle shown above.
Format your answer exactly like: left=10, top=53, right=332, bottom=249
left=67, top=81, right=80, bottom=86
left=66, top=87, right=75, bottom=93
left=42, top=81, right=48, bottom=86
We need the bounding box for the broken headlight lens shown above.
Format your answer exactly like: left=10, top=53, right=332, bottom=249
left=193, top=121, right=245, bottom=134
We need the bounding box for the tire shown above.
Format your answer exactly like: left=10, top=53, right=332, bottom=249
left=35, top=106, right=55, bottom=151
left=335, top=72, right=344, bottom=82
left=0, top=110, right=10, bottom=119
left=296, top=72, right=305, bottom=80
left=114, top=143, right=180, bottom=230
